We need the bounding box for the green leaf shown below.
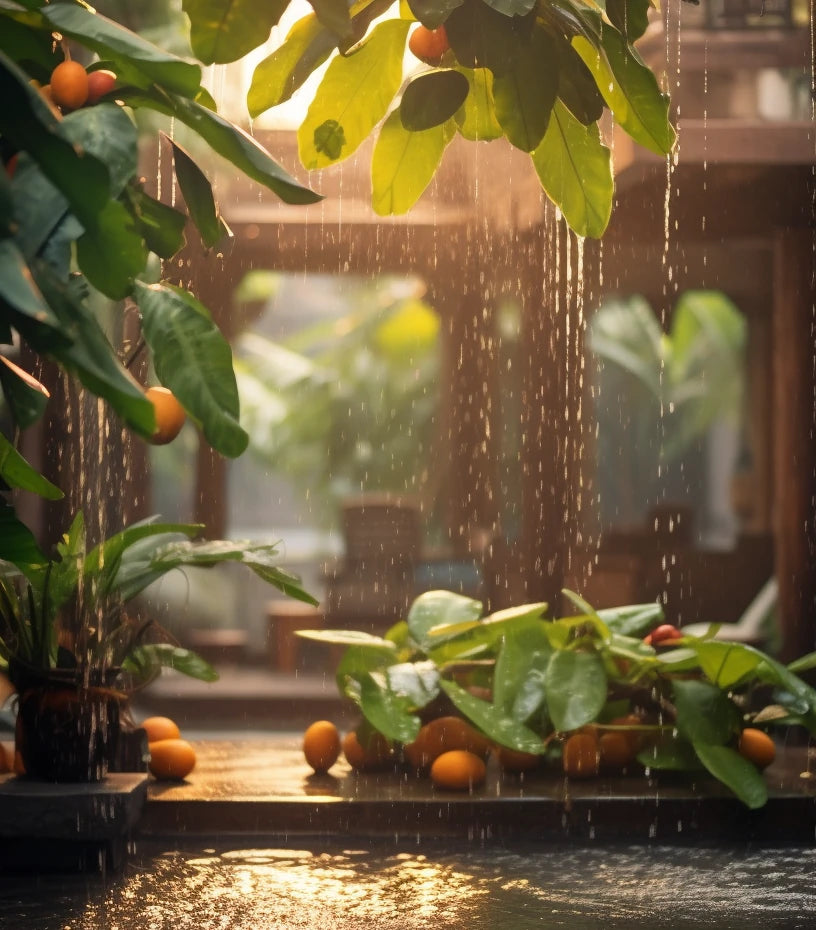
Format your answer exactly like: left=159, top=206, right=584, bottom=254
left=247, top=14, right=336, bottom=116
left=400, top=69, right=469, bottom=131
left=0, top=13, right=55, bottom=79
left=183, top=0, right=289, bottom=64
left=572, top=26, right=675, bottom=157
left=300, top=628, right=397, bottom=648
left=167, top=136, right=226, bottom=249
left=335, top=643, right=397, bottom=702
left=125, top=186, right=187, bottom=259
left=308, top=0, right=352, bottom=37
left=597, top=602, right=663, bottom=637
left=445, top=0, right=533, bottom=74
left=483, top=0, right=537, bottom=16
left=637, top=734, right=702, bottom=771
left=545, top=649, right=607, bottom=731
left=385, top=660, right=440, bottom=709
left=0, top=238, right=60, bottom=334
left=440, top=679, right=545, bottom=753
left=492, top=28, right=558, bottom=151
left=556, top=40, right=605, bottom=125
left=0, top=432, right=62, bottom=500
left=76, top=198, right=148, bottom=300
left=493, top=623, right=553, bottom=716
left=406, top=588, right=483, bottom=649
left=672, top=678, right=740, bottom=746
left=691, top=640, right=763, bottom=689
left=0, top=355, right=50, bottom=429
left=27, top=260, right=156, bottom=436
left=61, top=104, right=138, bottom=196
left=606, top=0, right=651, bottom=42
left=43, top=3, right=202, bottom=97
left=531, top=99, right=612, bottom=238
left=123, top=643, right=219, bottom=683
left=119, top=89, right=321, bottom=206
left=0, top=500, right=47, bottom=574
left=454, top=67, right=502, bottom=141
left=408, top=0, right=465, bottom=28
left=754, top=654, right=816, bottom=715
left=135, top=281, right=249, bottom=458
left=298, top=18, right=411, bottom=169
left=372, top=109, right=455, bottom=215
left=360, top=672, right=422, bottom=743
left=788, top=652, right=816, bottom=675
left=693, top=742, right=768, bottom=809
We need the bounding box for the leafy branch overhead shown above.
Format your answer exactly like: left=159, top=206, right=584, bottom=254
left=241, top=0, right=675, bottom=237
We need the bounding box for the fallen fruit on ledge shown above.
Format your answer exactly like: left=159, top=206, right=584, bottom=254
left=148, top=738, right=197, bottom=780
left=430, top=749, right=486, bottom=790
left=140, top=715, right=181, bottom=743
left=303, top=720, right=341, bottom=773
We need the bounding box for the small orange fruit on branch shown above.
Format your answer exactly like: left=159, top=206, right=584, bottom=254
left=49, top=60, right=89, bottom=111
left=145, top=385, right=186, bottom=445
left=408, top=24, right=450, bottom=66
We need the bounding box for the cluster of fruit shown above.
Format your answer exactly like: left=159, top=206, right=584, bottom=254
left=303, top=712, right=777, bottom=792
left=139, top=715, right=197, bottom=781
left=35, top=59, right=117, bottom=119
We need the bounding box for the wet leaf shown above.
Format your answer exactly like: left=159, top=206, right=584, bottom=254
left=545, top=649, right=607, bottom=731
left=76, top=199, right=147, bottom=300
left=360, top=672, right=422, bottom=743
left=400, top=69, right=469, bottom=132
left=125, top=186, right=187, bottom=260
left=0, top=239, right=61, bottom=337
left=0, top=499, right=48, bottom=574
left=385, top=660, right=440, bottom=708
left=441, top=679, right=545, bottom=753
left=446, top=1, right=534, bottom=73
left=454, top=67, right=502, bottom=141
left=606, top=0, right=652, bottom=42
left=0, top=432, right=62, bottom=499
left=483, top=0, right=537, bottom=16
left=408, top=0, right=465, bottom=28
left=166, top=136, right=226, bottom=249
left=691, top=640, right=763, bottom=689
left=597, top=602, right=663, bottom=637
left=637, top=734, right=701, bottom=771
left=531, top=99, right=612, bottom=238
left=183, top=0, right=289, bottom=64
left=0, top=355, right=50, bottom=429
left=299, top=18, right=410, bottom=169
left=124, top=643, right=219, bottom=683
left=693, top=742, right=768, bottom=809
left=406, top=589, right=483, bottom=649
left=672, top=678, right=740, bottom=746
left=556, top=40, right=605, bottom=125
left=307, top=0, right=352, bottom=37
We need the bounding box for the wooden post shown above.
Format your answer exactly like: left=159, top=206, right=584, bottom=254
left=772, top=229, right=816, bottom=662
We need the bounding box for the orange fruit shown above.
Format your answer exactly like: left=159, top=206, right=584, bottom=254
left=408, top=24, right=450, bottom=65
left=342, top=729, right=392, bottom=771
left=403, top=716, right=491, bottom=769
left=86, top=69, right=116, bottom=104
left=303, top=720, right=341, bottom=773
left=562, top=731, right=600, bottom=779
left=738, top=728, right=776, bottom=770
left=140, top=716, right=181, bottom=743
left=148, top=738, right=196, bottom=780
left=430, top=749, right=486, bottom=791
left=49, top=60, right=89, bottom=111
left=598, top=731, right=636, bottom=770
left=496, top=746, right=541, bottom=773
left=644, top=624, right=682, bottom=647
left=146, top=386, right=186, bottom=445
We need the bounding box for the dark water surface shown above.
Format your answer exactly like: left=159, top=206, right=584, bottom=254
left=0, top=839, right=813, bottom=929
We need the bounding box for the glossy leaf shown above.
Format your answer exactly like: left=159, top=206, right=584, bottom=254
left=672, top=678, right=740, bottom=746
left=408, top=0, right=465, bottom=27
left=385, top=660, right=440, bottom=708
left=493, top=28, right=558, bottom=151
left=637, top=733, right=701, bottom=771
left=123, top=643, right=219, bottom=683
left=445, top=1, right=533, bottom=74
left=76, top=199, right=148, bottom=300
left=135, top=281, right=249, bottom=458
left=299, top=18, right=410, bottom=169
left=372, top=109, right=455, bottom=215
left=62, top=104, right=138, bottom=197
left=787, top=652, right=816, bottom=675
left=572, top=26, right=675, bottom=157
left=360, top=672, right=422, bottom=743
left=597, top=602, right=663, bottom=637
left=440, top=679, right=546, bottom=753
left=183, top=0, right=289, bottom=64
left=545, top=649, right=607, bottom=731
left=167, top=136, right=226, bottom=249
left=0, top=500, right=47, bottom=574
left=400, top=69, right=469, bottom=131
left=301, top=628, right=397, bottom=647
left=691, top=640, right=763, bottom=690
left=606, top=0, right=652, bottom=42
left=693, top=742, right=768, bottom=810
left=406, top=589, right=483, bottom=650
left=556, top=40, right=605, bottom=125
left=0, top=432, right=62, bottom=499
left=0, top=239, right=60, bottom=335
left=483, top=0, right=537, bottom=16
left=531, top=99, right=612, bottom=238
left=0, top=355, right=50, bottom=429
left=43, top=3, right=202, bottom=97
left=308, top=0, right=352, bottom=37
left=0, top=14, right=55, bottom=80
left=454, top=67, right=502, bottom=141
left=125, top=186, right=187, bottom=259
left=493, top=624, right=553, bottom=717
left=248, top=14, right=335, bottom=116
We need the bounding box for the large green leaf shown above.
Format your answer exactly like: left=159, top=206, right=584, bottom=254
left=76, top=199, right=148, bottom=300
left=531, top=99, right=612, bottom=239
left=691, top=640, right=764, bottom=690
left=545, top=649, right=607, bottom=731
left=454, top=67, right=502, bottom=141
left=43, top=3, right=202, bottom=97
left=308, top=0, right=352, bottom=37
left=334, top=642, right=397, bottom=702
left=483, top=0, right=537, bottom=13
left=408, top=0, right=466, bottom=27
left=298, top=18, right=410, bottom=169
left=0, top=355, right=50, bottom=429
left=385, top=660, right=440, bottom=709
left=135, top=280, right=249, bottom=457
left=493, top=623, right=553, bottom=717
left=406, top=589, right=483, bottom=649
left=123, top=643, right=219, bottom=683
left=493, top=28, right=557, bottom=151
left=693, top=742, right=768, bottom=809
left=183, top=0, right=289, bottom=64
left=360, top=672, right=422, bottom=743
left=0, top=13, right=55, bottom=79
left=371, top=109, right=455, bottom=215
left=556, top=39, right=605, bottom=125
left=26, top=260, right=156, bottom=436
left=0, top=432, right=62, bottom=499
left=400, top=69, right=469, bottom=131
left=597, top=602, right=663, bottom=637
left=0, top=239, right=60, bottom=335
left=445, top=0, right=533, bottom=74
left=62, top=104, right=138, bottom=196
left=606, top=0, right=652, bottom=42
left=572, top=26, right=675, bottom=157
left=125, top=185, right=187, bottom=259
left=672, top=678, right=740, bottom=746
left=118, top=89, right=321, bottom=206
left=0, top=500, right=47, bottom=573
left=440, top=679, right=545, bottom=753
left=248, top=14, right=336, bottom=116
left=167, top=136, right=225, bottom=249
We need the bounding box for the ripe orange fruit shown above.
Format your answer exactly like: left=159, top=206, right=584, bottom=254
left=430, top=749, right=486, bottom=790
left=408, top=24, right=450, bottom=65
left=644, top=624, right=682, bottom=646
left=140, top=716, right=181, bottom=743
left=562, top=731, right=600, bottom=779
left=342, top=729, right=392, bottom=771
left=303, top=720, right=341, bottom=773
left=86, top=69, right=117, bottom=104
left=49, top=60, right=89, bottom=111
left=148, top=738, right=196, bottom=780
left=598, top=731, right=636, bottom=770
left=404, top=715, right=491, bottom=768
left=496, top=746, right=541, bottom=773
left=146, top=386, right=186, bottom=445
left=738, top=728, right=776, bottom=770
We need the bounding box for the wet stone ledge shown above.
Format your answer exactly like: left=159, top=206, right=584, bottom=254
left=140, top=738, right=816, bottom=845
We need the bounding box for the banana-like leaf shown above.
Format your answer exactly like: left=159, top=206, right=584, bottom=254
left=0, top=432, right=62, bottom=500
left=183, top=0, right=289, bottom=64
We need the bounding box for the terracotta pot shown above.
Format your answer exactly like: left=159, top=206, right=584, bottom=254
left=14, top=668, right=122, bottom=783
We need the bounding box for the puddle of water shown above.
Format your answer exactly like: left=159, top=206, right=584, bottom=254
left=0, top=840, right=813, bottom=929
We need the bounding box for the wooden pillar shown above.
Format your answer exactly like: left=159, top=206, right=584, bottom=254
left=772, top=228, right=816, bottom=662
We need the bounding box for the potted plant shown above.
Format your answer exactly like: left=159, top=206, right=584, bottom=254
left=0, top=505, right=316, bottom=782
